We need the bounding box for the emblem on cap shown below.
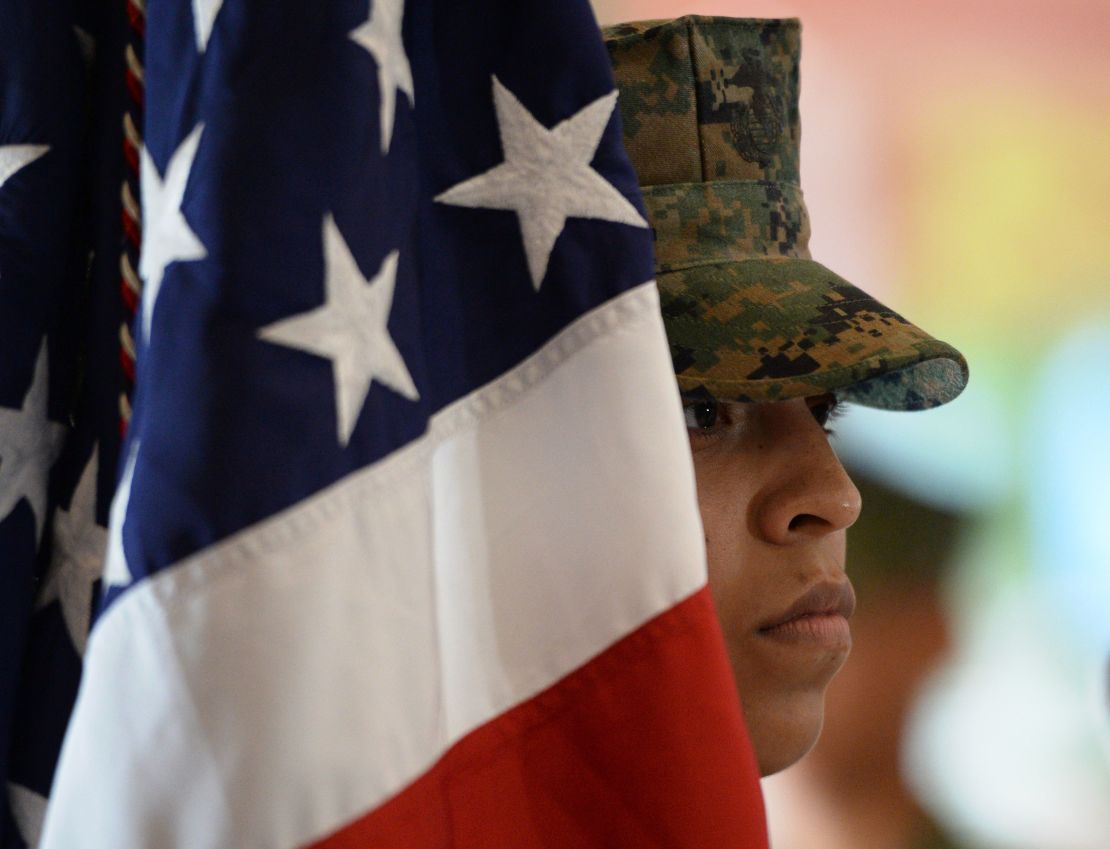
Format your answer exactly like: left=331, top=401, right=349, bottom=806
left=726, top=49, right=785, bottom=166
left=702, top=48, right=786, bottom=167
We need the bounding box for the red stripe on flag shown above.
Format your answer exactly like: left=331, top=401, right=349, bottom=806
left=120, top=210, right=141, bottom=250
left=122, top=139, right=139, bottom=175
left=125, top=71, right=144, bottom=108
left=119, top=348, right=134, bottom=382
left=120, top=276, right=138, bottom=312
left=309, top=587, right=768, bottom=849
left=126, top=1, right=145, bottom=37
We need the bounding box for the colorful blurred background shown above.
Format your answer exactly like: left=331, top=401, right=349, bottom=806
left=592, top=1, right=1110, bottom=847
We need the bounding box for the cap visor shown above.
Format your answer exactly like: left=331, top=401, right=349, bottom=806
left=659, top=257, right=968, bottom=410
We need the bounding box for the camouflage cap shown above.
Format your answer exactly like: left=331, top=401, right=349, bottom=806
left=603, top=16, right=968, bottom=409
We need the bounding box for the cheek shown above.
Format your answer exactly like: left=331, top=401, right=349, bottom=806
left=691, top=449, right=772, bottom=680
left=695, top=472, right=757, bottom=637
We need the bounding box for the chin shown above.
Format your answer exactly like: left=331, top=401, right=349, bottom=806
left=744, top=690, right=828, bottom=777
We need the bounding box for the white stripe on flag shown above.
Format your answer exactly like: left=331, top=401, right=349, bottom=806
left=41, top=282, right=707, bottom=849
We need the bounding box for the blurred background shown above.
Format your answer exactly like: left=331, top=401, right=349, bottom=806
left=592, top=1, right=1109, bottom=847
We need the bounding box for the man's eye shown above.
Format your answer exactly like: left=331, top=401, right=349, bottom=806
left=809, top=400, right=832, bottom=426
left=808, top=395, right=844, bottom=432
left=683, top=401, right=718, bottom=431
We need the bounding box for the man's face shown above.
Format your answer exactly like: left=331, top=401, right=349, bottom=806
left=684, top=395, right=861, bottom=776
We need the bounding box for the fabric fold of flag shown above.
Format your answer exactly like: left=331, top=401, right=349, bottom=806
left=1, top=1, right=131, bottom=846
left=38, top=1, right=769, bottom=846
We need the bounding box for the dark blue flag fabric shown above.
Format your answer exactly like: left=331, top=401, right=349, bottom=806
left=2, top=3, right=84, bottom=846
left=5, top=1, right=769, bottom=847
left=0, top=2, right=83, bottom=762
left=2, top=0, right=136, bottom=845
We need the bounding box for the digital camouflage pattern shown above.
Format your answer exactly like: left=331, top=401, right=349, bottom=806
left=604, top=17, right=968, bottom=409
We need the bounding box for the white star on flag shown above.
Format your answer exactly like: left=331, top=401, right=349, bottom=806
left=36, top=447, right=108, bottom=655
left=8, top=782, right=47, bottom=849
left=0, top=144, right=49, bottom=191
left=139, top=123, right=208, bottom=340
left=350, top=0, right=413, bottom=154
left=259, top=214, right=419, bottom=447
left=0, top=341, right=67, bottom=544
left=73, top=25, right=96, bottom=64
left=192, top=0, right=224, bottom=52
left=435, top=76, right=648, bottom=291
left=102, top=441, right=139, bottom=590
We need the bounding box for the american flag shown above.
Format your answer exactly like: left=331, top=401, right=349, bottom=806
left=2, top=0, right=135, bottom=845
left=5, top=1, right=768, bottom=846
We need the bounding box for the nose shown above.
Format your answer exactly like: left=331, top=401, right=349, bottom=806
left=750, top=403, right=862, bottom=546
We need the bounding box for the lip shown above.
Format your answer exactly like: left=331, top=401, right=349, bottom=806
left=757, top=581, right=856, bottom=645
